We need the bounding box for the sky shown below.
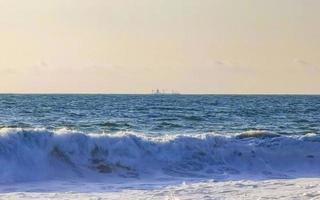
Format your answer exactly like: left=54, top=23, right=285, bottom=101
left=1, top=0, right=320, bottom=94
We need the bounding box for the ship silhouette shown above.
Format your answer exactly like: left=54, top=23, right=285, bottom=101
left=152, top=89, right=180, bottom=95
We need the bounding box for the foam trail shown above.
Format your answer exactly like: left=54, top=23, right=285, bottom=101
left=0, top=128, right=320, bottom=183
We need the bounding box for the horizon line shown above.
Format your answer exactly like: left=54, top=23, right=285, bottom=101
left=0, top=92, right=320, bottom=95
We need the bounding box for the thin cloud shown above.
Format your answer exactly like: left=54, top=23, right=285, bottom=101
left=294, top=59, right=319, bottom=72
left=0, top=67, right=16, bottom=74
left=32, top=60, right=50, bottom=72
left=211, top=59, right=254, bottom=74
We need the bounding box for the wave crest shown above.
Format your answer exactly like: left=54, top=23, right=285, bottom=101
left=0, top=128, right=320, bottom=183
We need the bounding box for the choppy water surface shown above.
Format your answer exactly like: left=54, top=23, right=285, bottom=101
left=1, top=94, right=320, bottom=135
left=1, top=94, right=320, bottom=183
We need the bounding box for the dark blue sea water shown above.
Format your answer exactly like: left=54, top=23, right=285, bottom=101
left=1, top=94, right=320, bottom=183
left=1, top=94, right=320, bottom=135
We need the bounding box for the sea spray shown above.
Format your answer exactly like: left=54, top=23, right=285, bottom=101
left=1, top=128, right=320, bottom=183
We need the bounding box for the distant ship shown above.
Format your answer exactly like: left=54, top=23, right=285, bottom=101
left=152, top=89, right=180, bottom=95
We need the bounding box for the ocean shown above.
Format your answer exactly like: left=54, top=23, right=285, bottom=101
left=1, top=94, right=320, bottom=198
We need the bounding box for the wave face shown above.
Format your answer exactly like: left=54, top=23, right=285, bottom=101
left=1, top=128, right=320, bottom=183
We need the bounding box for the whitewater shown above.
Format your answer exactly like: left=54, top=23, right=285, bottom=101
left=1, top=94, right=320, bottom=199
left=1, top=128, right=320, bottom=199
left=1, top=128, right=320, bottom=183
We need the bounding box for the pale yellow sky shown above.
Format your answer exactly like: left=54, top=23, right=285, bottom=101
left=1, top=0, right=320, bottom=93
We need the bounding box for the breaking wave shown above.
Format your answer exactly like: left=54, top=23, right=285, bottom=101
left=1, top=128, right=320, bottom=183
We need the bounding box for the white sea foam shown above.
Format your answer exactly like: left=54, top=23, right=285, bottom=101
left=0, top=128, right=320, bottom=184
left=1, top=178, right=320, bottom=199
